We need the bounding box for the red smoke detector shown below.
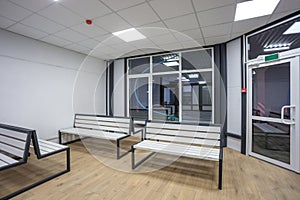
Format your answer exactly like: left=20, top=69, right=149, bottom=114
left=86, top=19, right=92, bottom=25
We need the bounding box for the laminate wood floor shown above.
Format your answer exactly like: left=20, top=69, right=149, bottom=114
left=1, top=138, right=300, bottom=200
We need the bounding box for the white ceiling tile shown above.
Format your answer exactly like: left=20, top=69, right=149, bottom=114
left=90, top=45, right=117, bottom=56
left=268, top=10, right=299, bottom=23
left=230, top=32, right=244, bottom=40
left=71, top=23, right=108, bottom=37
left=158, top=42, right=183, bottom=51
left=180, top=40, right=204, bottom=48
left=149, top=0, right=194, bottom=20
left=8, top=23, right=48, bottom=39
left=141, top=21, right=166, bottom=28
left=138, top=27, right=170, bottom=38
left=118, top=3, right=160, bottom=26
left=21, top=14, right=64, bottom=34
left=0, top=0, right=32, bottom=21
left=201, top=23, right=232, bottom=38
left=164, top=14, right=199, bottom=32
left=55, top=28, right=87, bottom=42
left=38, top=3, right=83, bottom=27
left=101, top=0, right=145, bottom=11
left=192, top=0, right=236, bottom=12
left=231, top=16, right=269, bottom=34
left=173, top=28, right=203, bottom=41
left=10, top=0, right=53, bottom=12
left=78, top=39, right=100, bottom=49
left=0, top=16, right=15, bottom=28
left=60, top=0, right=111, bottom=19
left=41, top=35, right=72, bottom=47
left=130, top=39, right=157, bottom=49
left=94, top=34, right=111, bottom=42
left=150, top=33, right=178, bottom=45
left=65, top=43, right=91, bottom=54
left=197, top=5, right=235, bottom=27
left=205, top=35, right=230, bottom=45
left=274, top=0, right=300, bottom=14
left=94, top=13, right=132, bottom=33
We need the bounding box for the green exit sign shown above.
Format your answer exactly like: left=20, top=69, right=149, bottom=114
left=265, top=53, right=279, bottom=62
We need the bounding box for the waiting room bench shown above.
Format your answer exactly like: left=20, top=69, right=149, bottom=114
left=0, top=123, right=70, bottom=200
left=59, top=114, right=135, bottom=159
left=0, top=123, right=32, bottom=171
left=131, top=121, right=224, bottom=190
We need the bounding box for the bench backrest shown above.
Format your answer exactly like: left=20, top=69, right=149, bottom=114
left=74, top=114, right=131, bottom=135
left=0, top=123, right=32, bottom=169
left=145, top=121, right=222, bottom=148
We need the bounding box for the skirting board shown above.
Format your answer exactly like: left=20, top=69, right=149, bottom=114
left=227, top=136, right=241, bottom=152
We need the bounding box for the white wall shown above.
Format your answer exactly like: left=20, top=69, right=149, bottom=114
left=226, top=38, right=242, bottom=151
left=0, top=29, right=106, bottom=140
left=113, top=59, right=125, bottom=116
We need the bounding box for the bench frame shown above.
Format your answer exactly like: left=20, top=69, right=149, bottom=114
left=58, top=114, right=134, bottom=159
left=1, top=123, right=70, bottom=200
left=131, top=121, right=224, bottom=190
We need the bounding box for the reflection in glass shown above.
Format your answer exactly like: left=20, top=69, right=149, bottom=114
left=153, top=53, right=179, bottom=73
left=182, top=49, right=212, bottom=70
left=152, top=74, right=179, bottom=121
left=182, top=72, right=212, bottom=122
left=252, top=120, right=290, bottom=164
left=128, top=57, right=150, bottom=75
left=129, top=78, right=148, bottom=120
left=252, top=63, right=290, bottom=118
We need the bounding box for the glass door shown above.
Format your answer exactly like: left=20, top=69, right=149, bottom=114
left=248, top=57, right=300, bottom=172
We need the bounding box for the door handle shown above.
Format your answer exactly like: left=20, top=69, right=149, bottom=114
left=281, top=105, right=295, bottom=125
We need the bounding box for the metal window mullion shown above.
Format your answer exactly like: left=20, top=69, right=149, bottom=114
left=212, top=49, right=215, bottom=124
left=149, top=56, right=153, bottom=120
left=179, top=52, right=182, bottom=122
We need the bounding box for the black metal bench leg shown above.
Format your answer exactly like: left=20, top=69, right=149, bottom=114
left=58, top=130, right=62, bottom=144
left=66, top=148, right=71, bottom=172
left=218, top=159, right=223, bottom=190
left=132, top=146, right=135, bottom=169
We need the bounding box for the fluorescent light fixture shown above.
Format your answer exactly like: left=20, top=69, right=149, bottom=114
left=283, top=22, right=300, bottom=35
left=188, top=74, right=199, bottom=79
left=112, top=28, right=146, bottom=42
left=264, top=46, right=290, bottom=52
left=264, top=43, right=291, bottom=52
left=234, top=0, right=280, bottom=21
left=198, top=81, right=207, bottom=85
left=163, top=61, right=179, bottom=67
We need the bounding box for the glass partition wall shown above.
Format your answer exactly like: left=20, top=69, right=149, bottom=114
left=127, top=48, right=214, bottom=123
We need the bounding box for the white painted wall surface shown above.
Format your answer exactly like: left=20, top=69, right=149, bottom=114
left=0, top=29, right=106, bottom=140
left=113, top=59, right=125, bottom=116
left=226, top=38, right=242, bottom=151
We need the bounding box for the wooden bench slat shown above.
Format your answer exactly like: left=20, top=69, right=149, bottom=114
left=75, top=120, right=130, bottom=129
left=76, top=116, right=130, bottom=123
left=61, top=128, right=127, bottom=140
left=74, top=124, right=129, bottom=134
left=146, top=122, right=221, bottom=133
left=146, top=134, right=220, bottom=146
left=0, top=135, right=26, bottom=150
left=0, top=153, right=19, bottom=165
left=0, top=142, right=24, bottom=158
left=134, top=140, right=219, bottom=161
left=39, top=139, right=68, bottom=150
left=0, top=128, right=28, bottom=141
left=146, top=128, right=220, bottom=139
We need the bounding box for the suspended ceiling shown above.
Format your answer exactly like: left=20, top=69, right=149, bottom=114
left=0, top=0, right=299, bottom=60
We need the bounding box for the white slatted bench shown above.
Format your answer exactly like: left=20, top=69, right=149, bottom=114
left=0, top=123, right=32, bottom=171
left=131, top=121, right=224, bottom=190
left=59, top=114, right=134, bottom=159
left=0, top=123, right=70, bottom=200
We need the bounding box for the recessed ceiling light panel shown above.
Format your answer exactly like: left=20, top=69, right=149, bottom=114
left=234, top=0, right=280, bottom=21
left=112, top=28, right=146, bottom=42
left=283, top=22, right=300, bottom=35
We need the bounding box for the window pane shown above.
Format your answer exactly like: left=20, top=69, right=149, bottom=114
left=152, top=74, right=179, bottom=121
left=128, top=57, right=150, bottom=75
left=182, top=49, right=212, bottom=70
left=182, top=72, right=212, bottom=122
left=153, top=53, right=179, bottom=73
left=129, top=78, right=148, bottom=120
